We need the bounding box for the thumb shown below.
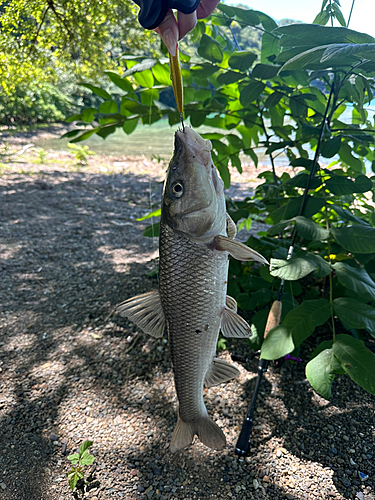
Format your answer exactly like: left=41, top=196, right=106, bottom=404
left=155, top=9, right=178, bottom=56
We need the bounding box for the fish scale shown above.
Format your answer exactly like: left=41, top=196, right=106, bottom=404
left=159, top=220, right=229, bottom=422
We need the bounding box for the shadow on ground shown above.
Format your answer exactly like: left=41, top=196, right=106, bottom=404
left=0, top=167, right=374, bottom=500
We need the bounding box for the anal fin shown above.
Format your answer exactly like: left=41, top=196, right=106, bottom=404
left=117, top=290, right=165, bottom=338
left=204, top=357, right=240, bottom=388
left=220, top=306, right=252, bottom=338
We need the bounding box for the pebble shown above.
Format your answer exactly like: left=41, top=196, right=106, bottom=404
left=1, top=156, right=375, bottom=500
left=358, top=471, right=369, bottom=481
left=49, top=433, right=58, bottom=441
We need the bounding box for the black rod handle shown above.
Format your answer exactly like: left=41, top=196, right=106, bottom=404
left=235, top=418, right=253, bottom=456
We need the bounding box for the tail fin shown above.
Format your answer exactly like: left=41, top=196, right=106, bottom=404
left=170, top=414, right=226, bottom=453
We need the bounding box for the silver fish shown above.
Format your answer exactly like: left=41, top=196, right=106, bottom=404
left=118, top=127, right=267, bottom=453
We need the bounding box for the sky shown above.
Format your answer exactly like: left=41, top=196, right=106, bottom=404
left=226, top=0, right=375, bottom=38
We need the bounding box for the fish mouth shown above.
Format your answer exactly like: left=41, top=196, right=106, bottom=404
left=174, top=127, right=212, bottom=172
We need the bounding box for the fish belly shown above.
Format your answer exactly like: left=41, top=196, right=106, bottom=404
left=159, top=221, right=228, bottom=451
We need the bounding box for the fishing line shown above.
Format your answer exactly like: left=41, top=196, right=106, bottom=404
left=146, top=91, right=159, bottom=283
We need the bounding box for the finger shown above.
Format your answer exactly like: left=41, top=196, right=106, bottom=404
left=176, top=11, right=197, bottom=40
left=155, top=9, right=178, bottom=56
left=196, top=0, right=220, bottom=19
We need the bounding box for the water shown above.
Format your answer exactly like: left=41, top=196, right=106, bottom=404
left=35, top=119, right=177, bottom=158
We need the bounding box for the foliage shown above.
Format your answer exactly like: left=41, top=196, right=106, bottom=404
left=66, top=3, right=375, bottom=400
left=67, top=143, right=95, bottom=166
left=0, top=0, right=158, bottom=124
left=67, top=440, right=95, bottom=495
left=0, top=82, right=75, bottom=125
left=0, top=0, right=156, bottom=88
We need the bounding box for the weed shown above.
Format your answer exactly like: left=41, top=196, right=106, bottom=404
left=36, top=148, right=47, bottom=164
left=68, top=143, right=95, bottom=166
left=67, top=440, right=96, bottom=498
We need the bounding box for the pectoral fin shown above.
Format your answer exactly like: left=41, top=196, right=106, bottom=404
left=215, top=235, right=269, bottom=265
left=204, top=357, right=240, bottom=387
left=220, top=306, right=252, bottom=338
left=226, top=213, right=237, bottom=239
left=226, top=295, right=237, bottom=312
left=117, top=290, right=165, bottom=338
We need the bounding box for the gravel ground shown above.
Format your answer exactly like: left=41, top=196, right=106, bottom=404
left=0, top=126, right=374, bottom=500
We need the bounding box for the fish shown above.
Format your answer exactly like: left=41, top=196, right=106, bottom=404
left=118, top=127, right=268, bottom=453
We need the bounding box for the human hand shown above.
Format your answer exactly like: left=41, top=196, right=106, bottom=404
left=155, top=0, right=220, bottom=56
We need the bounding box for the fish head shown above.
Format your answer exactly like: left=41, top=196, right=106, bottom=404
left=162, top=127, right=226, bottom=242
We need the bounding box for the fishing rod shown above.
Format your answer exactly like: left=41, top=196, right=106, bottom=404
left=233, top=82, right=335, bottom=456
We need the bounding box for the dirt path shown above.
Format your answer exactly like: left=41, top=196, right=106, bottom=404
left=0, top=128, right=374, bottom=500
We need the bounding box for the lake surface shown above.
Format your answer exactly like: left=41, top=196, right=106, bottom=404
left=36, top=104, right=374, bottom=168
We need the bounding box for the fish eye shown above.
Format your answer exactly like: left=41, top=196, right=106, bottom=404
left=171, top=181, right=184, bottom=198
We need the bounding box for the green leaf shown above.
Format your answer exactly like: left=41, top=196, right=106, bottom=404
left=333, top=262, right=375, bottom=301
left=80, top=454, right=95, bottom=466
left=270, top=256, right=318, bottom=281
left=133, top=69, right=154, bottom=88
left=333, top=334, right=375, bottom=394
left=152, top=63, right=172, bottom=86
left=306, top=348, right=335, bottom=399
left=331, top=3, right=346, bottom=26
left=216, top=70, right=246, bottom=85
left=123, top=59, right=157, bottom=76
left=69, top=473, right=79, bottom=491
left=261, top=299, right=331, bottom=360
left=264, top=91, right=283, bottom=109
left=122, top=118, right=138, bottom=135
left=294, top=216, right=329, bottom=241
left=275, top=24, right=375, bottom=48
left=137, top=209, right=161, bottom=221
left=228, top=51, right=257, bottom=71
left=339, top=143, right=363, bottom=171
left=96, top=125, right=117, bottom=139
left=198, top=34, right=223, bottom=63
left=252, top=64, right=281, bottom=79
left=143, top=223, right=159, bottom=238
left=321, top=43, right=375, bottom=63
left=331, top=226, right=375, bottom=254
left=61, top=129, right=83, bottom=139
left=70, top=129, right=97, bottom=143
left=331, top=205, right=369, bottom=225
left=79, top=440, right=93, bottom=456
left=333, top=297, right=375, bottom=335
left=80, top=83, right=111, bottom=100
left=267, top=219, right=292, bottom=236
left=239, top=81, right=265, bottom=107
left=67, top=453, right=80, bottom=464
left=104, top=72, right=134, bottom=92
left=320, top=136, right=341, bottom=158
left=81, top=107, right=97, bottom=123
left=304, top=253, right=332, bottom=277
left=313, top=9, right=330, bottom=26
left=99, top=100, right=118, bottom=114
left=327, top=173, right=373, bottom=195
left=261, top=32, right=280, bottom=63
left=325, top=176, right=357, bottom=195
left=354, top=175, right=373, bottom=193
left=271, top=197, right=325, bottom=224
